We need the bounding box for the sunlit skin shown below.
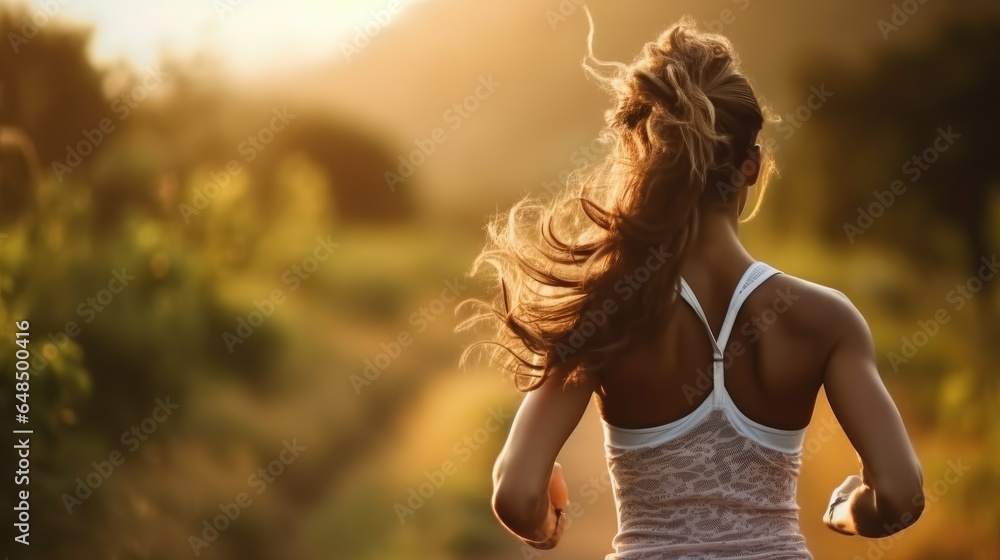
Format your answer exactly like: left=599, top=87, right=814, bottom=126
left=491, top=147, right=925, bottom=548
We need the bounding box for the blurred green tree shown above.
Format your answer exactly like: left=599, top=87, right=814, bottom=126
left=808, top=14, right=1000, bottom=279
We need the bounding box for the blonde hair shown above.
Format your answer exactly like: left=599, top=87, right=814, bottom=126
left=459, top=15, right=776, bottom=390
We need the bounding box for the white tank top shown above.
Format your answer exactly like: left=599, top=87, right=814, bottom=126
left=601, top=262, right=813, bottom=559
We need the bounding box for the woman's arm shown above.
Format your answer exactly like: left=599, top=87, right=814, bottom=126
left=492, top=370, right=596, bottom=548
left=821, top=295, right=924, bottom=537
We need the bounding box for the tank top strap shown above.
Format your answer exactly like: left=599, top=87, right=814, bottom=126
left=677, top=279, right=723, bottom=360
left=715, top=262, right=782, bottom=351
left=677, top=262, right=782, bottom=405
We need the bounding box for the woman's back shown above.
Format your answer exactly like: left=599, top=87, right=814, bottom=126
left=599, top=259, right=838, bottom=559
left=598, top=256, right=835, bottom=433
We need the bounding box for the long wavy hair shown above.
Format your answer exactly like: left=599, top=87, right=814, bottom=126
left=458, top=14, right=777, bottom=391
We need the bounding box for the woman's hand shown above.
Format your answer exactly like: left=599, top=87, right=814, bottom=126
left=524, top=463, right=570, bottom=549
left=823, top=475, right=863, bottom=535
left=822, top=295, right=924, bottom=536
left=549, top=462, right=569, bottom=514
left=491, top=370, right=595, bottom=547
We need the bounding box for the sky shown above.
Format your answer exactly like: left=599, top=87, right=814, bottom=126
left=27, top=0, right=426, bottom=76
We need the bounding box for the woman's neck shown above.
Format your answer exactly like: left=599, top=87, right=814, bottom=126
left=683, top=207, right=755, bottom=274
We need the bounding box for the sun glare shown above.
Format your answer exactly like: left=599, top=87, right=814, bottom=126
left=27, top=0, right=425, bottom=76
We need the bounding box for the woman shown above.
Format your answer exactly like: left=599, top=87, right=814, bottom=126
left=459, top=14, right=924, bottom=559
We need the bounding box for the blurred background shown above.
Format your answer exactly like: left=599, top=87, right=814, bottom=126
left=1, top=0, right=999, bottom=558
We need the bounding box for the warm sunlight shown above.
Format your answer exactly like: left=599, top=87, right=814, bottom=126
left=28, top=0, right=426, bottom=75
left=5, top=1, right=997, bottom=558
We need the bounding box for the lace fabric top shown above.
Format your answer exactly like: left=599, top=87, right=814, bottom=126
left=601, top=263, right=813, bottom=560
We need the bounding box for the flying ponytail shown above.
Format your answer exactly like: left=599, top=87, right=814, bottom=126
left=458, top=14, right=775, bottom=390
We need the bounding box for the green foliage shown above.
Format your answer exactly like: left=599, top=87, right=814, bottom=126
left=2, top=2, right=997, bottom=558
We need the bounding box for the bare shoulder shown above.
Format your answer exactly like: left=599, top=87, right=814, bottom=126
left=765, top=273, right=870, bottom=345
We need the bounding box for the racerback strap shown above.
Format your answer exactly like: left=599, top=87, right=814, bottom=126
left=677, top=262, right=782, bottom=404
